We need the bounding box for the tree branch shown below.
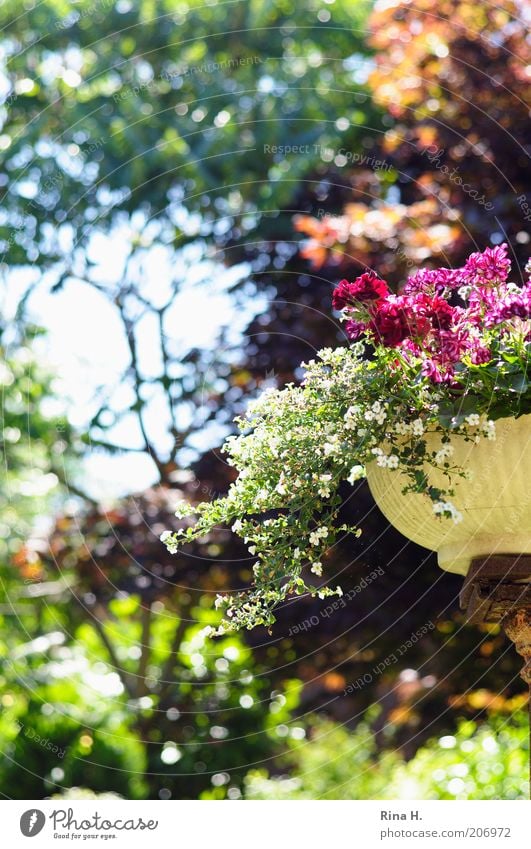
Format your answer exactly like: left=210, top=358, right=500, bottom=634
left=157, top=614, right=189, bottom=705
left=136, top=603, right=152, bottom=698
left=89, top=603, right=137, bottom=699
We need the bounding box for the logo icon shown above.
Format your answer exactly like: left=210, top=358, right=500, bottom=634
left=20, top=810, right=46, bottom=837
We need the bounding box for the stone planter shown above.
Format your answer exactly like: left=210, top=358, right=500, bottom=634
left=366, top=414, right=531, bottom=576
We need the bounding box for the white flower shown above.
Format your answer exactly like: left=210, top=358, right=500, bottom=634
left=160, top=530, right=172, bottom=543
left=347, top=464, right=365, bottom=484
left=394, top=422, right=411, bottom=435
left=387, top=454, right=399, bottom=469
left=345, top=404, right=361, bottom=418
left=335, top=586, right=343, bottom=597
left=432, top=500, right=463, bottom=524
left=482, top=420, right=496, bottom=440
left=465, top=413, right=480, bottom=426
left=412, top=418, right=424, bottom=436
left=232, top=520, right=244, bottom=533
left=318, top=473, right=333, bottom=497
left=311, top=562, right=323, bottom=576
left=309, top=526, right=328, bottom=545
left=344, top=406, right=361, bottom=430
left=434, top=444, right=454, bottom=465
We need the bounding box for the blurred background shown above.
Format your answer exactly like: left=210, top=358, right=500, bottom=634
left=0, top=0, right=529, bottom=800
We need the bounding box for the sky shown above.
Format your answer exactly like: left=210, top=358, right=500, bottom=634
left=3, top=232, right=263, bottom=500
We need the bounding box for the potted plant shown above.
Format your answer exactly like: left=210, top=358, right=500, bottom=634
left=162, top=244, right=530, bottom=634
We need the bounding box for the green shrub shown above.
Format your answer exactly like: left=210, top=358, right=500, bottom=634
left=244, top=712, right=528, bottom=800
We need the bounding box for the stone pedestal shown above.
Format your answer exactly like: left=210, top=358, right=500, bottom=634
left=460, top=555, right=531, bottom=794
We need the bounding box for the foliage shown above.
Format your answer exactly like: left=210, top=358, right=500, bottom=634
left=294, top=0, right=530, bottom=276
left=0, top=0, right=385, bottom=484
left=0, top=325, right=75, bottom=551
left=1, top=0, right=528, bottom=802
left=0, top=632, right=147, bottom=799
left=163, top=247, right=530, bottom=631
left=0, top=0, right=380, bottom=273
left=0, top=338, right=297, bottom=801
left=244, top=711, right=529, bottom=800
left=0, top=584, right=301, bottom=799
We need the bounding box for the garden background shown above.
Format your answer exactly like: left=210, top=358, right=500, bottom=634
left=0, top=0, right=529, bottom=800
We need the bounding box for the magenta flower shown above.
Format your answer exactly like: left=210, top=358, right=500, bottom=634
left=369, top=298, right=413, bottom=347
left=486, top=282, right=531, bottom=325
left=463, top=244, right=511, bottom=287
left=332, top=243, right=530, bottom=384
left=332, top=271, right=388, bottom=311
left=403, top=266, right=464, bottom=295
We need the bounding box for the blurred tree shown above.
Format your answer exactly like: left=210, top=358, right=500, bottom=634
left=0, top=605, right=299, bottom=799
left=0, top=0, right=384, bottom=479
left=1, top=0, right=527, bottom=801
left=0, top=322, right=81, bottom=625
left=0, top=0, right=381, bottom=276
left=10, top=488, right=301, bottom=799
left=368, top=0, right=530, bottom=262
left=244, top=710, right=529, bottom=799
left=295, top=0, right=531, bottom=275
left=0, top=324, right=78, bottom=515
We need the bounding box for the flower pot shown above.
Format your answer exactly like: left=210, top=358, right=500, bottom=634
left=366, top=414, right=531, bottom=576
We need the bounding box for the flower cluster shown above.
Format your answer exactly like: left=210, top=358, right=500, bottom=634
left=162, top=248, right=530, bottom=634
left=334, top=245, right=531, bottom=383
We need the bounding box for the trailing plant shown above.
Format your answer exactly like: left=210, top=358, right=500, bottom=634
left=162, top=245, right=530, bottom=633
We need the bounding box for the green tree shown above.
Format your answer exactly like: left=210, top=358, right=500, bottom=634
left=244, top=711, right=529, bottom=800
left=0, top=0, right=380, bottom=276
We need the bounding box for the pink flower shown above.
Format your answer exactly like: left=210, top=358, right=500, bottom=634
left=330, top=245, right=529, bottom=383
left=421, top=358, right=455, bottom=384
left=345, top=319, right=366, bottom=340
left=332, top=271, right=388, bottom=311
left=486, top=282, right=531, bottom=324
left=463, top=243, right=511, bottom=287
left=404, top=266, right=464, bottom=295
left=437, top=328, right=469, bottom=362
left=408, top=292, right=457, bottom=331
left=469, top=343, right=492, bottom=365
left=369, top=298, right=412, bottom=347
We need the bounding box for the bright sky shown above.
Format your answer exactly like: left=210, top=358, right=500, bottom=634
left=3, top=234, right=262, bottom=500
